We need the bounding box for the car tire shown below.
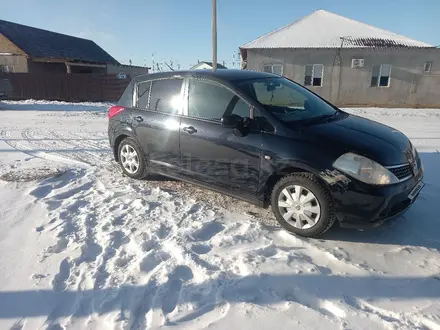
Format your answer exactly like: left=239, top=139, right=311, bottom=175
left=117, top=137, right=148, bottom=179
left=271, top=172, right=335, bottom=238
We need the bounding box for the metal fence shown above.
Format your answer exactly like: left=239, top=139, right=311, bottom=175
left=0, top=73, right=130, bottom=102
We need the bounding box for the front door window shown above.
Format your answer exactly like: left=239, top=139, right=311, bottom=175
left=188, top=80, right=250, bottom=121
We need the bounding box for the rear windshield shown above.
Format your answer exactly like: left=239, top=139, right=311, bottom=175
left=234, top=77, right=337, bottom=122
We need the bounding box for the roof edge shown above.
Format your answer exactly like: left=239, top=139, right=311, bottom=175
left=324, top=11, right=433, bottom=47
left=87, top=40, right=120, bottom=65
left=241, top=45, right=437, bottom=50
left=0, top=19, right=94, bottom=43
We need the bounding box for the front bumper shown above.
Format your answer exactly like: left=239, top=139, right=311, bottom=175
left=333, top=170, right=424, bottom=229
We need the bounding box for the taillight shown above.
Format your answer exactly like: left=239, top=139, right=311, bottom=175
left=108, top=106, right=125, bottom=119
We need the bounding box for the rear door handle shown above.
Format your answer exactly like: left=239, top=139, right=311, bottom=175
left=183, top=126, right=197, bottom=134
left=134, top=116, right=143, bottom=122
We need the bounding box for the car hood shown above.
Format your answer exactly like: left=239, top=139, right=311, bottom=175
left=299, top=113, right=410, bottom=165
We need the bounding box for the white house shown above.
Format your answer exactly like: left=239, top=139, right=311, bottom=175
left=190, top=61, right=228, bottom=70
left=240, top=10, right=440, bottom=107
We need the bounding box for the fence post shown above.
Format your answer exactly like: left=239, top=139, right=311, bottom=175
left=19, top=76, right=23, bottom=99
left=100, top=76, right=104, bottom=101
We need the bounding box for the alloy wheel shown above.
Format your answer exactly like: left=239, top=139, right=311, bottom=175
left=120, top=144, right=140, bottom=174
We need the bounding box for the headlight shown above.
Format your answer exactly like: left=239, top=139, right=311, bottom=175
left=333, top=153, right=399, bottom=185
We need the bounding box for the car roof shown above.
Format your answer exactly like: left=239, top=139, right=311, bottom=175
left=132, top=69, right=277, bottom=83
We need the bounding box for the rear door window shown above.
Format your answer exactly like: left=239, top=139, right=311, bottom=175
left=136, top=78, right=183, bottom=114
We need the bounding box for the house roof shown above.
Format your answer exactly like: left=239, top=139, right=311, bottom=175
left=0, top=19, right=119, bottom=64
left=241, top=10, right=433, bottom=49
left=191, top=61, right=228, bottom=69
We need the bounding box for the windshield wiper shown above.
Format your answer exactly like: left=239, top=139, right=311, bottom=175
left=301, top=111, right=339, bottom=124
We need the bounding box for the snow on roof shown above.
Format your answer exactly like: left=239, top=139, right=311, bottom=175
left=0, top=19, right=119, bottom=64
left=190, top=61, right=228, bottom=69
left=241, top=10, right=433, bottom=49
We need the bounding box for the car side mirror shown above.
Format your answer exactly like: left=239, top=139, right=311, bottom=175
left=221, top=114, right=243, bottom=128
left=221, top=115, right=252, bottom=137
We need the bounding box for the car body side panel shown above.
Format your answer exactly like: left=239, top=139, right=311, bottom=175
left=179, top=117, right=261, bottom=196
left=257, top=132, right=338, bottom=195
left=130, top=109, right=181, bottom=170
left=108, top=110, right=136, bottom=159
left=109, top=122, right=135, bottom=146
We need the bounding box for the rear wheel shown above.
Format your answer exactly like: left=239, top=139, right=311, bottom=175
left=117, top=137, right=148, bottom=179
left=271, top=173, right=335, bottom=237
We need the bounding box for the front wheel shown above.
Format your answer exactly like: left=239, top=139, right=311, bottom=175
left=270, top=173, right=335, bottom=238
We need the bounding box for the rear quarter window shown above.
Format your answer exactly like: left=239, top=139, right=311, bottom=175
left=117, top=81, right=136, bottom=107
left=137, top=81, right=151, bottom=108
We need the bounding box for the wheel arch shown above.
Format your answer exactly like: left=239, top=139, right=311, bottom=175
left=263, top=164, right=331, bottom=207
left=113, top=126, right=136, bottom=161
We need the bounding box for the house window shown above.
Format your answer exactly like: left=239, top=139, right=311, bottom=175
left=371, top=64, right=391, bottom=87
left=263, top=64, right=283, bottom=75
left=304, top=64, right=323, bottom=86
left=424, top=61, right=432, bottom=73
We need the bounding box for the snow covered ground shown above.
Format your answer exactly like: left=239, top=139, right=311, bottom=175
left=0, top=100, right=111, bottom=112
left=0, top=101, right=439, bottom=330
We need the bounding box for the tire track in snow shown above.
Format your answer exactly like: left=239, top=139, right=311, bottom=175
left=48, top=130, right=111, bottom=167
left=2, top=127, right=108, bottom=168
left=57, top=129, right=108, bottom=150
left=1, top=129, right=46, bottom=163
left=24, top=129, right=104, bottom=167
left=1, top=127, right=87, bottom=167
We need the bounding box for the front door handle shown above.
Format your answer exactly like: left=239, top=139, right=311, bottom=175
left=134, top=116, right=143, bottom=122
left=183, top=126, right=197, bottom=134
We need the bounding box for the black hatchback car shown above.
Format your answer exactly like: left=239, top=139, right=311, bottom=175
left=108, top=70, right=424, bottom=237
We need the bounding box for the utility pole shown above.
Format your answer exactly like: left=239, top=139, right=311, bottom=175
left=212, top=0, right=217, bottom=71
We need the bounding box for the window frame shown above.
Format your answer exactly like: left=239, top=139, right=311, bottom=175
left=304, top=64, right=324, bottom=87
left=134, top=80, right=152, bottom=109
left=263, top=63, right=284, bottom=76
left=371, top=64, right=392, bottom=88
left=0, top=65, right=13, bottom=73
left=183, top=77, right=253, bottom=124
left=133, top=76, right=185, bottom=115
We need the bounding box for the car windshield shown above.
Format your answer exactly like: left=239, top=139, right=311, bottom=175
left=235, top=77, right=337, bottom=122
